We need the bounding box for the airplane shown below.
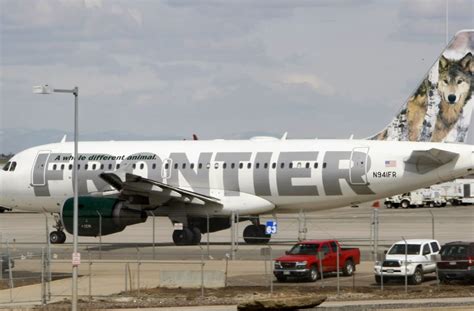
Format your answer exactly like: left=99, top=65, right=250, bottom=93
left=0, top=30, right=473, bottom=246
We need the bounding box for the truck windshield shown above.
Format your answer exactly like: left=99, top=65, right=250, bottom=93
left=289, top=244, right=319, bottom=255
left=388, top=244, right=420, bottom=255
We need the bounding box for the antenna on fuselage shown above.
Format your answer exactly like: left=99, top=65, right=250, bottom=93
left=60, top=135, right=67, bottom=143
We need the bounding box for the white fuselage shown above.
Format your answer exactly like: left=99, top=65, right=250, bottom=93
left=0, top=138, right=473, bottom=216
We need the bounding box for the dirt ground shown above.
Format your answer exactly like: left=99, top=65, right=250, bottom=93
left=32, top=283, right=474, bottom=310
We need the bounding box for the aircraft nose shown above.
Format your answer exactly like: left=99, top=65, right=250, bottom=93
left=448, top=94, right=457, bottom=103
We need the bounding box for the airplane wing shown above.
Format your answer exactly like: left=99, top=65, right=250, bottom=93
left=99, top=172, right=222, bottom=208
left=404, top=148, right=459, bottom=174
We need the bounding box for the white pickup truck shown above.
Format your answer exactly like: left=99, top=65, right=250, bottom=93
left=374, top=239, right=440, bottom=285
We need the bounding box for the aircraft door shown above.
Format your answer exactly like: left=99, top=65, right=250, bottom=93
left=350, top=147, right=369, bottom=185
left=161, top=158, right=172, bottom=180
left=31, top=151, right=51, bottom=186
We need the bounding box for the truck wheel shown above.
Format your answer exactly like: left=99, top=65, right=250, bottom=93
left=308, top=266, right=319, bottom=282
left=276, top=275, right=287, bottom=282
left=375, top=275, right=381, bottom=284
left=385, top=202, right=392, bottom=209
left=400, top=200, right=410, bottom=209
left=409, top=267, right=424, bottom=285
left=342, top=259, right=355, bottom=276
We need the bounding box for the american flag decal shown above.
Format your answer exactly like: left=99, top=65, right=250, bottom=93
left=385, top=160, right=396, bottom=167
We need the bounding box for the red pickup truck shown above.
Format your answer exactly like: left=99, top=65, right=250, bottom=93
left=273, top=239, right=361, bottom=282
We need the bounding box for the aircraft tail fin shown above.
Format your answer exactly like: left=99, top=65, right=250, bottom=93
left=369, top=30, right=473, bottom=143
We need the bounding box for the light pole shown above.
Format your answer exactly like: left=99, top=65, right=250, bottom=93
left=33, top=85, right=80, bottom=311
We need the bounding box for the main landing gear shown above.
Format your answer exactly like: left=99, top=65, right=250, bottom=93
left=243, top=222, right=271, bottom=244
left=50, top=214, right=66, bottom=244
left=172, top=227, right=202, bottom=246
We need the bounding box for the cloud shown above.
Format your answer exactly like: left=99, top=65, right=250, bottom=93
left=281, top=74, right=335, bottom=96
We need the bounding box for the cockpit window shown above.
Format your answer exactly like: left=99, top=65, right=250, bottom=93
left=9, top=162, right=17, bottom=171
left=2, top=162, right=11, bottom=171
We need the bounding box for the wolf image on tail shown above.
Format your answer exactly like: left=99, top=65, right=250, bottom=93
left=369, top=30, right=474, bottom=143
left=432, top=53, right=472, bottom=142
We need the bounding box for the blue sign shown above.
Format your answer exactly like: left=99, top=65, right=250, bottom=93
left=265, top=220, right=277, bottom=235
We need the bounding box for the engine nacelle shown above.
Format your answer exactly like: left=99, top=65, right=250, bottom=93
left=61, top=197, right=147, bottom=237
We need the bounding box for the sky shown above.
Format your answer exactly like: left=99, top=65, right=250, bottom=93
left=1, top=0, right=473, bottom=153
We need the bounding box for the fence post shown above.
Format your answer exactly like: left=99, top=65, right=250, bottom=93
left=151, top=211, right=156, bottom=260
left=97, top=211, right=102, bottom=259
left=269, top=246, right=273, bottom=295
left=89, top=251, right=92, bottom=301
left=429, top=210, right=435, bottom=240
left=41, top=247, right=46, bottom=305
left=125, top=263, right=128, bottom=293
left=137, top=248, right=141, bottom=298
left=200, top=245, right=204, bottom=299
left=224, top=253, right=230, bottom=287
left=230, top=211, right=236, bottom=260
left=6, top=240, right=14, bottom=302
left=402, top=236, right=408, bottom=294
left=336, top=244, right=340, bottom=296
left=206, top=213, right=210, bottom=259
left=318, top=251, right=324, bottom=288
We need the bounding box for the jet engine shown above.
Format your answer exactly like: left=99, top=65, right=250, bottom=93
left=61, top=197, right=147, bottom=237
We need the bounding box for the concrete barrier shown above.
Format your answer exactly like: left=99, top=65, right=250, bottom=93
left=160, top=270, right=225, bottom=288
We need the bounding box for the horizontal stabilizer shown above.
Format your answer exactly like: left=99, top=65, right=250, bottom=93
left=404, top=148, right=459, bottom=174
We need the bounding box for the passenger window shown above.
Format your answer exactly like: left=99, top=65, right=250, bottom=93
left=69, top=164, right=73, bottom=170
left=223, top=163, right=227, bottom=169
left=247, top=163, right=251, bottom=169
left=323, top=162, right=327, bottom=168
left=152, top=163, right=156, bottom=169
left=256, top=163, right=260, bottom=169
left=198, top=163, right=203, bottom=169
left=132, top=164, right=136, bottom=169
left=289, top=163, right=293, bottom=169
left=231, top=163, right=235, bottom=169
left=78, top=164, right=81, bottom=170
left=116, top=164, right=120, bottom=170
left=297, top=162, right=302, bottom=168
left=92, top=164, right=96, bottom=170
left=182, top=163, right=186, bottom=169
left=53, top=164, right=57, bottom=170
left=306, top=162, right=310, bottom=169
left=100, top=164, right=104, bottom=170
left=272, top=163, right=276, bottom=169
left=61, top=164, right=65, bottom=170
left=190, top=163, right=195, bottom=169
left=140, top=163, right=144, bottom=169
left=206, top=163, right=210, bottom=169
left=174, top=163, right=178, bottom=169
left=280, top=162, right=284, bottom=169
left=165, top=163, right=169, bottom=169
left=264, top=163, right=268, bottom=169
left=108, top=164, right=112, bottom=170
left=320, top=244, right=330, bottom=257
left=239, top=163, right=243, bottom=169
left=423, top=244, right=430, bottom=255
left=2, top=162, right=10, bottom=171
left=214, top=163, right=219, bottom=169
left=9, top=162, right=17, bottom=171
left=85, top=164, right=88, bottom=170
left=430, top=242, right=440, bottom=253
left=314, top=162, right=318, bottom=169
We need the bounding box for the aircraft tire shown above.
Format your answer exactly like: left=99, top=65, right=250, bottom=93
left=172, top=228, right=194, bottom=246
left=50, top=231, right=65, bottom=244
left=243, top=224, right=271, bottom=244
left=191, top=227, right=202, bottom=245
